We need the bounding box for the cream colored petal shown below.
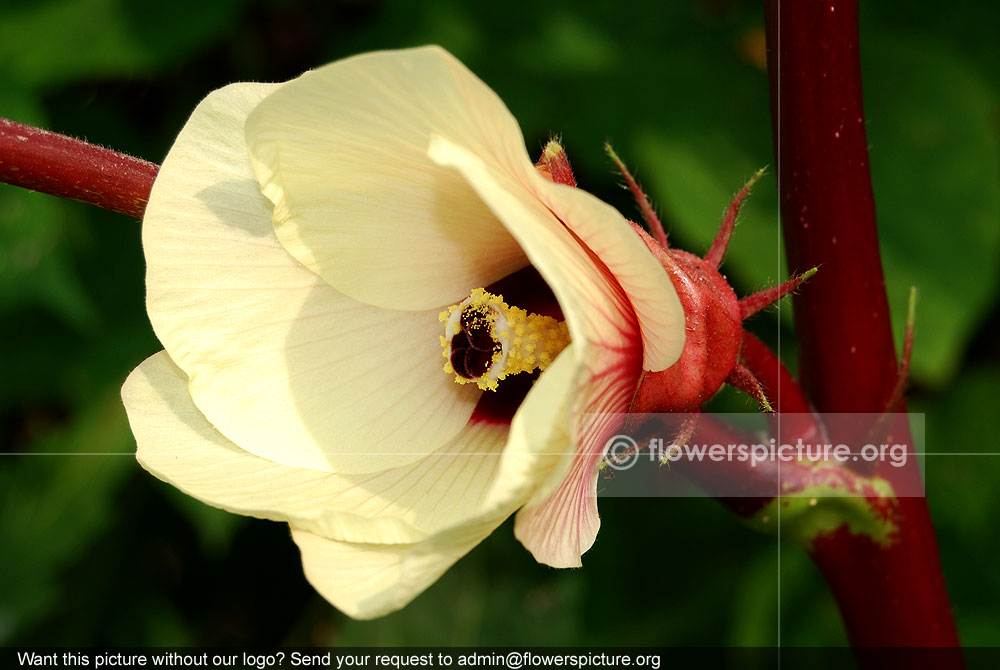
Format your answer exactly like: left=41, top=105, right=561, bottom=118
left=512, top=334, right=646, bottom=567
left=143, top=82, right=478, bottom=474
left=513, top=458, right=599, bottom=569
left=125, top=351, right=518, bottom=619
left=527, top=174, right=686, bottom=372
left=124, top=350, right=585, bottom=615
left=482, top=344, right=578, bottom=511
left=429, top=136, right=645, bottom=568
left=429, top=136, right=635, bottom=375
left=124, top=351, right=527, bottom=545
left=245, top=46, right=529, bottom=311
left=292, top=523, right=498, bottom=620
left=512, top=408, right=631, bottom=568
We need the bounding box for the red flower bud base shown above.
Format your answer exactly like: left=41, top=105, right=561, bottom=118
left=606, top=149, right=815, bottom=424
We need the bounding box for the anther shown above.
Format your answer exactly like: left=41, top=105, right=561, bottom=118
left=440, top=288, right=570, bottom=391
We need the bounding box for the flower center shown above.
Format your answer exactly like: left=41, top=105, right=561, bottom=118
left=440, top=288, right=570, bottom=391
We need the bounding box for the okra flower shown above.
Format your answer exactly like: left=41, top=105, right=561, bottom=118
left=121, top=46, right=684, bottom=619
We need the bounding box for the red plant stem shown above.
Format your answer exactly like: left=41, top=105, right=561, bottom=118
left=765, top=0, right=960, bottom=651
left=0, top=118, right=158, bottom=220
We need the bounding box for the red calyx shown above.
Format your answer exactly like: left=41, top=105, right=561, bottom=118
left=631, top=234, right=742, bottom=412
left=537, top=140, right=812, bottom=415
left=605, top=149, right=812, bottom=415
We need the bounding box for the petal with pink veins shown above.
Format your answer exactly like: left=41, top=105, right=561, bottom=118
left=429, top=136, right=644, bottom=568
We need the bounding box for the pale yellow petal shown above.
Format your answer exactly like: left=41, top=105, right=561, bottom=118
left=512, top=362, right=645, bottom=568
left=123, top=351, right=522, bottom=545
left=430, top=136, right=645, bottom=567
left=512, top=355, right=645, bottom=567
left=482, top=345, right=577, bottom=511
left=512, top=456, right=600, bottom=569
left=245, top=46, right=529, bottom=311
left=527, top=174, right=686, bottom=372
left=143, top=82, right=477, bottom=474
left=429, top=136, right=633, bottom=372
left=292, top=524, right=497, bottom=620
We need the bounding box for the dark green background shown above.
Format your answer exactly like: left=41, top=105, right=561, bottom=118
left=1, top=0, right=998, bottom=648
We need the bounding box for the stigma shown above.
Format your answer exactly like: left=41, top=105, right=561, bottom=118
left=440, top=288, right=570, bottom=391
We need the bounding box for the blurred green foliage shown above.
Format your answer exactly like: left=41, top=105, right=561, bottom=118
left=1, top=0, right=998, bottom=649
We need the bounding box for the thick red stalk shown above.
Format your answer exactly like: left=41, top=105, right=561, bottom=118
left=765, top=0, right=959, bottom=651
left=0, top=118, right=158, bottom=220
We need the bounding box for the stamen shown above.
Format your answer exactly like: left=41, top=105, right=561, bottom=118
left=440, top=288, right=571, bottom=391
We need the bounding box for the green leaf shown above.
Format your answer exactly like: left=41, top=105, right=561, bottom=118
left=864, top=37, right=1000, bottom=386
left=0, top=79, right=99, bottom=331
left=633, top=130, right=786, bottom=288
left=0, top=0, right=246, bottom=87
left=0, top=394, right=135, bottom=641
left=0, top=191, right=99, bottom=331
left=918, top=366, right=1000, bottom=646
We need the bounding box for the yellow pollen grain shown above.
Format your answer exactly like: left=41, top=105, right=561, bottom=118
left=440, top=288, right=570, bottom=391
